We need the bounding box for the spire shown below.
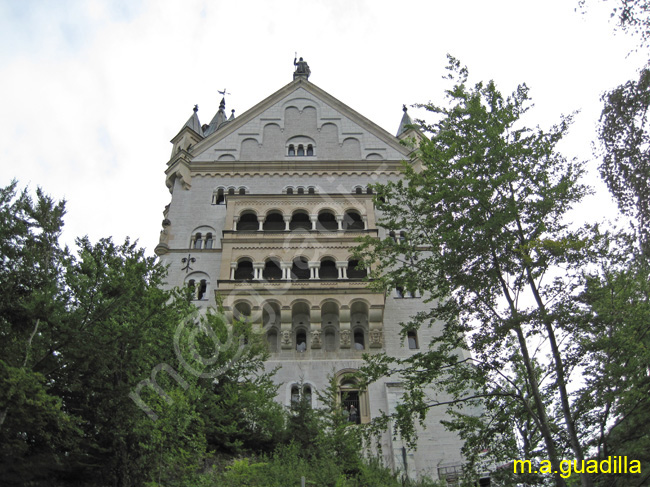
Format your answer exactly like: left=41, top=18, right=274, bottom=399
left=204, top=97, right=228, bottom=136
left=396, top=104, right=414, bottom=137
left=228, top=109, right=235, bottom=121
left=179, top=104, right=202, bottom=135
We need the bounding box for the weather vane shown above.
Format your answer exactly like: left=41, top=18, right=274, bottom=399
left=218, top=88, right=231, bottom=96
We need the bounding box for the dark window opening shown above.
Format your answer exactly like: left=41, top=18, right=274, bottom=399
left=234, top=260, right=254, bottom=280
left=343, top=211, right=364, bottom=230
left=237, top=212, right=258, bottom=231
left=355, top=187, right=363, bottom=194
left=188, top=279, right=196, bottom=298
left=194, top=233, right=202, bottom=249
left=239, top=187, right=246, bottom=195
left=297, top=144, right=304, bottom=156
left=228, top=188, right=235, bottom=195
left=366, top=187, right=373, bottom=194
left=197, top=279, right=207, bottom=300
left=296, top=331, right=307, bottom=352
left=215, top=189, right=225, bottom=204
left=263, top=260, right=282, bottom=280
left=263, top=211, right=285, bottom=231
left=317, top=211, right=337, bottom=231
left=267, top=330, right=278, bottom=353
left=347, top=260, right=367, bottom=279
left=205, top=233, right=213, bottom=249
left=308, top=187, right=315, bottom=194
left=289, top=212, right=310, bottom=231
left=297, top=187, right=305, bottom=195
left=291, top=257, right=310, bottom=280
left=286, top=187, right=294, bottom=195
left=288, top=145, right=295, bottom=156
left=306, top=144, right=313, bottom=156
left=354, top=329, right=365, bottom=350
left=340, top=389, right=361, bottom=424
left=407, top=331, right=418, bottom=349
left=320, top=259, right=337, bottom=279
left=395, top=286, right=404, bottom=298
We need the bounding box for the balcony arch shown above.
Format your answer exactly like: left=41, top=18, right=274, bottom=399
left=237, top=211, right=258, bottom=231
left=319, top=258, right=338, bottom=280
left=263, top=210, right=285, bottom=231
left=233, top=300, right=252, bottom=323
left=343, top=210, right=364, bottom=230
left=263, top=258, right=282, bottom=280
left=291, top=256, right=310, bottom=280
left=289, top=210, right=310, bottom=231
left=347, top=259, right=367, bottom=279
left=234, top=258, right=254, bottom=280
left=317, top=209, right=337, bottom=231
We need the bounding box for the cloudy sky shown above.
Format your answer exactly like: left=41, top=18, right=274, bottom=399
left=0, top=0, right=645, bottom=253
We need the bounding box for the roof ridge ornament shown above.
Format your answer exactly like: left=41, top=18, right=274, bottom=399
left=293, top=53, right=311, bottom=80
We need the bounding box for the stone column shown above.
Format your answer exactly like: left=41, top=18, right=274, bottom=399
left=283, top=215, right=291, bottom=231
left=362, top=215, right=368, bottom=230
left=310, top=214, right=318, bottom=230
left=336, top=215, right=344, bottom=231
left=281, top=262, right=292, bottom=280
left=336, top=261, right=348, bottom=279
left=230, top=262, right=237, bottom=280
left=308, top=261, right=320, bottom=280
left=257, top=216, right=264, bottom=231
left=253, top=263, right=264, bottom=280
left=233, top=215, right=240, bottom=231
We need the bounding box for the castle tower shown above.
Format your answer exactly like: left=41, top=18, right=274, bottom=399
left=155, top=59, right=466, bottom=481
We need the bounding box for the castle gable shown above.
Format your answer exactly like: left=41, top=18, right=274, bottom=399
left=191, top=81, right=410, bottom=163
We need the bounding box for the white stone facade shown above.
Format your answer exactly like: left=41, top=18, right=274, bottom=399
left=155, top=74, right=466, bottom=481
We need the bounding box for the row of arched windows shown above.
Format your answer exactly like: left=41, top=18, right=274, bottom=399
left=212, top=187, right=248, bottom=205
left=285, top=186, right=317, bottom=194
left=352, top=186, right=374, bottom=195
left=288, top=144, right=314, bottom=156
left=235, top=209, right=365, bottom=232
left=187, top=279, right=208, bottom=300
left=232, top=257, right=366, bottom=281
left=191, top=232, right=214, bottom=249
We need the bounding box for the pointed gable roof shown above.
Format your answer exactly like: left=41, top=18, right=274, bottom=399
left=179, top=105, right=202, bottom=136
left=191, top=77, right=412, bottom=161
left=396, top=105, right=414, bottom=137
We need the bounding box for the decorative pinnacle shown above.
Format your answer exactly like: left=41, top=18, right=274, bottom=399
left=403, top=104, right=408, bottom=112
left=219, top=98, right=226, bottom=110
left=193, top=104, right=199, bottom=113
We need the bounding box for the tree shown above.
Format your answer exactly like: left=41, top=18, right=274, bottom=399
left=356, top=57, right=595, bottom=487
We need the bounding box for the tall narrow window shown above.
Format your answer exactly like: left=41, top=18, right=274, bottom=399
left=306, top=144, right=313, bottom=156
left=297, top=144, right=305, bottom=156
left=287, top=187, right=294, bottom=195
left=288, top=145, right=295, bottom=156
left=228, top=188, right=235, bottom=195
left=297, top=187, right=305, bottom=195
left=205, top=233, right=213, bottom=249
left=355, top=187, right=363, bottom=194
left=197, top=279, right=207, bottom=300
left=308, top=187, right=315, bottom=194
left=407, top=331, right=418, bottom=349
left=194, top=233, right=202, bottom=249
left=239, top=187, right=246, bottom=195
left=296, top=331, right=307, bottom=352
left=354, top=329, right=365, bottom=350
left=215, top=189, right=225, bottom=204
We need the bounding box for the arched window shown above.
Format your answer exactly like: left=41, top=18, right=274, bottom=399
left=303, top=385, right=312, bottom=405
left=354, top=329, right=365, bottom=350
left=347, top=260, right=367, bottom=279
left=389, top=231, right=397, bottom=242
left=193, top=233, right=202, bottom=249
left=288, top=145, right=295, bottom=156
left=197, top=279, right=207, bottom=300
left=407, top=330, right=419, bottom=349
left=228, top=188, right=235, bottom=195
left=233, top=301, right=252, bottom=323
left=308, top=187, right=315, bottom=194
left=320, top=258, right=337, bottom=280
left=263, top=259, right=282, bottom=280
left=297, top=187, right=305, bottom=195
left=291, top=385, right=301, bottom=405
left=267, top=330, right=278, bottom=353
left=355, top=187, right=363, bottom=194
left=263, top=211, right=285, bottom=231
left=289, top=211, right=310, bottom=231
left=296, top=330, right=307, bottom=352
left=343, top=211, right=364, bottom=230
left=291, top=257, right=310, bottom=280
left=286, top=187, right=294, bottom=195
left=366, top=187, right=374, bottom=194
left=317, top=210, right=337, bottom=231
left=234, top=259, right=254, bottom=280
left=395, top=286, right=405, bottom=298
left=239, top=187, right=246, bottom=195
left=188, top=279, right=196, bottom=297
left=237, top=212, right=258, bottom=231
left=306, top=144, right=313, bottom=156
left=338, top=376, right=363, bottom=424
left=297, top=144, right=304, bottom=156
left=205, top=233, right=213, bottom=249
left=214, top=188, right=225, bottom=205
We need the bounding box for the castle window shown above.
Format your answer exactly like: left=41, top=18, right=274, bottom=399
left=395, top=286, right=405, bottom=298
left=197, top=279, right=207, bottom=300
left=343, top=211, right=364, bottom=230
left=239, top=187, right=246, bottom=195
left=193, top=232, right=202, bottom=249
left=353, top=329, right=365, bottom=350
left=291, top=256, right=310, bottom=280
left=338, top=376, right=363, bottom=424
left=237, top=211, right=258, bottom=231
left=233, top=301, right=252, bottom=323
left=263, top=258, right=282, bottom=280
left=389, top=231, right=397, bottom=242
left=263, top=211, right=284, bottom=231
left=289, top=211, right=310, bottom=231
left=355, top=187, right=363, bottom=194
left=297, top=144, right=304, bottom=156
left=306, top=144, right=313, bottom=156
left=366, top=187, right=374, bottom=194
left=228, top=188, right=235, bottom=195
left=286, top=187, right=294, bottom=195
left=296, top=331, right=307, bottom=352
left=234, top=259, right=254, bottom=280
left=308, top=187, right=315, bottom=194
left=291, top=385, right=301, bottom=405
left=347, top=260, right=367, bottom=279
left=317, top=210, right=337, bottom=231
left=407, top=330, right=419, bottom=349
left=297, top=187, right=305, bottom=195
left=267, top=330, right=278, bottom=353
left=319, top=258, right=337, bottom=280
left=288, top=145, right=295, bottom=156
left=205, top=233, right=213, bottom=249
left=214, top=188, right=225, bottom=204
left=188, top=279, right=196, bottom=298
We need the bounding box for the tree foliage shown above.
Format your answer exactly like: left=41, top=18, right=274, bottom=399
left=356, top=57, right=596, bottom=487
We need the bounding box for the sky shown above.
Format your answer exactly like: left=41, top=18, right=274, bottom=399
left=0, top=0, right=646, bottom=254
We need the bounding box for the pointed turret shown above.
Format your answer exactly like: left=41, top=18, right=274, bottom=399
left=204, top=97, right=228, bottom=137
left=181, top=104, right=202, bottom=135
left=396, top=104, right=414, bottom=138
left=228, top=109, right=235, bottom=121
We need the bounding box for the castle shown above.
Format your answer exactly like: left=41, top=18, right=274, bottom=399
left=155, top=58, right=466, bottom=482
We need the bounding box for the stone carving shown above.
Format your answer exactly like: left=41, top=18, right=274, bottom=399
left=370, top=328, right=383, bottom=348
left=293, top=55, right=311, bottom=80
left=340, top=329, right=351, bottom=348
left=281, top=330, right=292, bottom=348
left=311, top=329, right=321, bottom=348
left=158, top=219, right=171, bottom=244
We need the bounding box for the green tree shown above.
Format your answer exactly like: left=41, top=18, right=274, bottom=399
left=356, top=57, right=595, bottom=487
